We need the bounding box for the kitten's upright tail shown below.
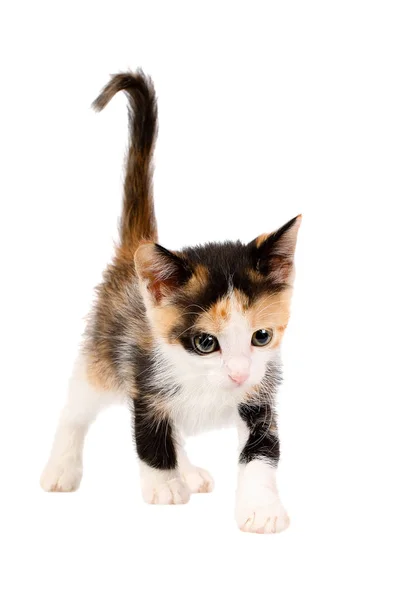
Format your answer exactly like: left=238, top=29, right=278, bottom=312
left=92, top=70, right=158, bottom=252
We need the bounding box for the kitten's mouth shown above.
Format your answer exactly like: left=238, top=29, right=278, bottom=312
left=230, top=381, right=244, bottom=388
left=228, top=378, right=250, bottom=390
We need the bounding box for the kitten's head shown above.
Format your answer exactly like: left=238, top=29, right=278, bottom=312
left=135, top=216, right=301, bottom=392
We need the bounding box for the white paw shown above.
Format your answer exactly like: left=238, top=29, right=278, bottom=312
left=181, top=467, right=214, bottom=493
left=236, top=499, right=290, bottom=534
left=40, top=460, right=82, bottom=492
left=141, top=476, right=190, bottom=505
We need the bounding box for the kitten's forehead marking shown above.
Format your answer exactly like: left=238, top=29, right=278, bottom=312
left=196, top=289, right=249, bottom=334
left=195, top=288, right=291, bottom=337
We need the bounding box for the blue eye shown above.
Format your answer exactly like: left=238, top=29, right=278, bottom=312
left=193, top=333, right=219, bottom=354
left=251, top=329, right=273, bottom=347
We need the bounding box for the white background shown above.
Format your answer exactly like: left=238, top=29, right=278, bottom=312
left=1, top=1, right=399, bottom=598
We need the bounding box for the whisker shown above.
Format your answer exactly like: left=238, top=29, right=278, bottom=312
left=184, top=304, right=207, bottom=314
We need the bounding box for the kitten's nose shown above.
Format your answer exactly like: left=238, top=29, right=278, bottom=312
left=226, top=357, right=250, bottom=385
left=229, top=372, right=249, bottom=385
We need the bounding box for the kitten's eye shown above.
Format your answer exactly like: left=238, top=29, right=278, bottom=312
left=193, top=333, right=219, bottom=354
left=251, top=329, right=273, bottom=347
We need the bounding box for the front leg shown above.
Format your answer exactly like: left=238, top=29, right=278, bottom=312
left=177, top=446, right=214, bottom=494
left=133, top=399, right=190, bottom=505
left=235, top=403, right=290, bottom=534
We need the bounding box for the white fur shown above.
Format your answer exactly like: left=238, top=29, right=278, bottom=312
left=151, top=348, right=239, bottom=434
left=235, top=418, right=289, bottom=534
left=40, top=354, right=124, bottom=492
left=235, top=461, right=289, bottom=533
left=139, top=463, right=190, bottom=504
left=138, top=448, right=213, bottom=504
left=177, top=448, right=214, bottom=493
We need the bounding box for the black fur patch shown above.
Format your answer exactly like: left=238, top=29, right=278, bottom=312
left=130, top=348, right=180, bottom=470
left=133, top=397, right=178, bottom=470
left=238, top=363, right=282, bottom=467
left=238, top=403, right=280, bottom=467
left=184, top=241, right=288, bottom=306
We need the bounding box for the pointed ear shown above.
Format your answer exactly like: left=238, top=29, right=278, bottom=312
left=249, top=215, right=302, bottom=286
left=134, top=243, right=192, bottom=303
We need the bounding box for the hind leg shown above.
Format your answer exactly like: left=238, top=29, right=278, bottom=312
left=40, top=353, right=121, bottom=492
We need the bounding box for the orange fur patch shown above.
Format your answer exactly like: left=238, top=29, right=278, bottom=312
left=151, top=304, right=182, bottom=341
left=248, top=289, right=292, bottom=348
left=195, top=288, right=291, bottom=340
left=195, top=295, right=233, bottom=334
left=254, top=233, right=270, bottom=248
left=248, top=290, right=291, bottom=329
left=86, top=352, right=125, bottom=392
left=186, top=265, right=209, bottom=294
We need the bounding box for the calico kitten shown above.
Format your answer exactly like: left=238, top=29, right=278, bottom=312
left=40, top=70, right=301, bottom=534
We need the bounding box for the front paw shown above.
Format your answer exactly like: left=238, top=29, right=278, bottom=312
left=181, top=467, right=214, bottom=494
left=141, top=471, right=190, bottom=505
left=236, top=497, right=290, bottom=534
left=40, top=459, right=82, bottom=493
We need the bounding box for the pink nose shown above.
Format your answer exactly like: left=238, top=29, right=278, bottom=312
left=229, top=372, right=249, bottom=385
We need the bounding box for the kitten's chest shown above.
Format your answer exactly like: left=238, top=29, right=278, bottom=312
left=169, top=379, right=238, bottom=435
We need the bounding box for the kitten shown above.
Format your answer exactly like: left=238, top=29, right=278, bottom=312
left=40, top=69, right=301, bottom=534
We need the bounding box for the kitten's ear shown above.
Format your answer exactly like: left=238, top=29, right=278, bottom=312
left=134, top=243, right=192, bottom=303
left=249, top=215, right=302, bottom=285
